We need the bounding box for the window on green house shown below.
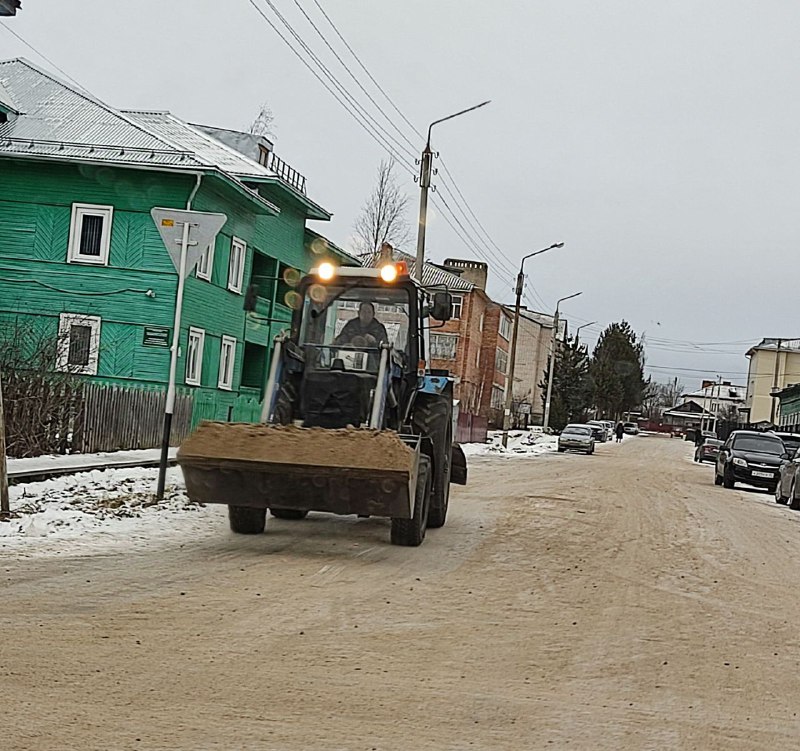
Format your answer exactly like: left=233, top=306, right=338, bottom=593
left=241, top=343, right=268, bottom=389
left=186, top=327, right=205, bottom=386
left=68, top=203, right=113, bottom=265
left=56, top=313, right=101, bottom=375
left=228, top=237, right=246, bottom=293
left=218, top=336, right=236, bottom=390
left=196, top=241, right=214, bottom=281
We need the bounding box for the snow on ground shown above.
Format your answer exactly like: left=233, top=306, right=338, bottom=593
left=0, top=466, right=223, bottom=558
left=462, top=429, right=559, bottom=458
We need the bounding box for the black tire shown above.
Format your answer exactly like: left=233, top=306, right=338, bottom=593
left=723, top=466, right=735, bottom=489
left=558, top=447, right=565, bottom=453
left=412, top=398, right=451, bottom=529
left=228, top=506, right=267, bottom=534
left=775, top=483, right=788, bottom=505
left=391, top=456, right=431, bottom=547
left=714, top=471, right=723, bottom=486
left=269, top=508, right=309, bottom=520
left=791, top=482, right=800, bottom=511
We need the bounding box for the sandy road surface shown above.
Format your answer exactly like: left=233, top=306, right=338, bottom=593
left=4, top=436, right=800, bottom=750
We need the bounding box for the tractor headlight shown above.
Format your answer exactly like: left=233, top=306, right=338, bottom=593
left=317, top=262, right=336, bottom=281
left=733, top=457, right=747, bottom=467
left=380, top=263, right=398, bottom=283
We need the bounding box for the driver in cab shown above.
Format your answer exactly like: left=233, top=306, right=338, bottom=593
left=334, top=301, right=388, bottom=348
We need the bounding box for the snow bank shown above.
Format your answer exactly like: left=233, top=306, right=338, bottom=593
left=462, top=430, right=559, bottom=458
left=0, top=466, right=223, bottom=558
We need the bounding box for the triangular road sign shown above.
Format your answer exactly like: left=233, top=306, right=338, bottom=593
left=151, top=208, right=227, bottom=274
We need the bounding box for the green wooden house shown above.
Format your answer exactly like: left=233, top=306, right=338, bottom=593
left=0, top=58, right=355, bottom=444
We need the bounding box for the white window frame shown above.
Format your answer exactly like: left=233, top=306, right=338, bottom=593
left=56, top=313, right=101, bottom=375
left=499, top=314, right=512, bottom=341
left=227, top=237, right=246, bottom=293
left=218, top=335, right=236, bottom=390
left=185, top=327, right=205, bottom=386
left=67, top=203, right=113, bottom=265
left=196, top=240, right=215, bottom=281
left=430, top=333, right=458, bottom=360
left=451, top=294, right=464, bottom=319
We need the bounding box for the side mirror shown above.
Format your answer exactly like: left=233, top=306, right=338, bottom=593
left=430, top=292, right=453, bottom=322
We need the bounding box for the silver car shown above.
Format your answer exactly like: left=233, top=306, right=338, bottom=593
left=558, top=424, right=596, bottom=455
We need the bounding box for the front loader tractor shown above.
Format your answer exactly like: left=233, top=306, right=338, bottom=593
left=177, top=260, right=468, bottom=546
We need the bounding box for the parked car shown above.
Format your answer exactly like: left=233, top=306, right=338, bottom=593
left=587, top=420, right=609, bottom=442
left=772, top=431, right=800, bottom=457
left=602, top=420, right=615, bottom=437
left=694, top=438, right=723, bottom=464
left=714, top=430, right=789, bottom=491
left=557, top=424, right=595, bottom=455
left=775, top=447, right=800, bottom=506
left=622, top=421, right=639, bottom=435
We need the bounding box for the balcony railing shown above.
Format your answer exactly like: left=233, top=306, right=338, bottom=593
left=268, top=152, right=307, bottom=195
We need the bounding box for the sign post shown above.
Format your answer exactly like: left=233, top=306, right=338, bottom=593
left=151, top=208, right=227, bottom=500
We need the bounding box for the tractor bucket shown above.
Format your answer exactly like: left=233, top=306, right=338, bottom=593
left=177, top=422, right=420, bottom=519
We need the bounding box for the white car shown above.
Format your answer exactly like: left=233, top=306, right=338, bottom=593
left=558, top=424, right=596, bottom=455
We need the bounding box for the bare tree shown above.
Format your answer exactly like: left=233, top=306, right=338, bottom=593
left=352, top=158, right=412, bottom=257
left=249, top=102, right=276, bottom=140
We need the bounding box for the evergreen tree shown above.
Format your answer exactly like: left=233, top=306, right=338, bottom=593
left=541, top=335, right=591, bottom=430
left=589, top=321, right=647, bottom=418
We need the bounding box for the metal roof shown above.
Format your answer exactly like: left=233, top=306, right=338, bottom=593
left=0, top=58, right=197, bottom=166
left=123, top=111, right=277, bottom=180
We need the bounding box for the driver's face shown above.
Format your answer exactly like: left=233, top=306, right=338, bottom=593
left=359, top=305, right=374, bottom=325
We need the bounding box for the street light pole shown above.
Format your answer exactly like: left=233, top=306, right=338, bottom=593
left=574, top=321, right=596, bottom=343
left=501, top=242, right=564, bottom=448
left=543, top=292, right=583, bottom=430
left=414, top=100, right=490, bottom=282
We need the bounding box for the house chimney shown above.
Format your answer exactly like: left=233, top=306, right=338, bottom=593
left=442, top=258, right=488, bottom=291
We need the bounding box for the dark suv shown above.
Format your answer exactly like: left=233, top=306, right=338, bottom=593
left=715, top=430, right=788, bottom=491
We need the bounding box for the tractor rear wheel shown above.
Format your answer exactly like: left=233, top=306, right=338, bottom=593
left=228, top=506, right=267, bottom=534
left=391, top=456, right=431, bottom=547
left=413, top=397, right=451, bottom=529
left=269, top=508, right=309, bottom=520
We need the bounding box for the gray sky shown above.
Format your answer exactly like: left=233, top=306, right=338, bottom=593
left=3, top=0, right=797, bottom=390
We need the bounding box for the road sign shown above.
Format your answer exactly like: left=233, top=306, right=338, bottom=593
left=150, top=208, right=227, bottom=274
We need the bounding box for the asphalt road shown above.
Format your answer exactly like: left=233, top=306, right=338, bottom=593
left=4, top=436, right=800, bottom=750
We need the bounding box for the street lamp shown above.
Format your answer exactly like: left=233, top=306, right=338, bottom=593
left=574, top=321, right=596, bottom=341
left=415, top=100, right=491, bottom=281
left=543, top=292, right=583, bottom=430
left=501, top=242, right=565, bottom=447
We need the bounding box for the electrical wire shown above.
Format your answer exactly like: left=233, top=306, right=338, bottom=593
left=0, top=22, right=86, bottom=92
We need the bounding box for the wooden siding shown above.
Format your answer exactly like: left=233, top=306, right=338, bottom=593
left=0, top=158, right=324, bottom=417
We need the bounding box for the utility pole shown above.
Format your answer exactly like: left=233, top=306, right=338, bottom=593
left=0, top=367, right=9, bottom=519
left=414, top=101, right=490, bottom=282
left=501, top=242, right=564, bottom=447
left=543, top=292, right=582, bottom=430
left=770, top=338, right=783, bottom=426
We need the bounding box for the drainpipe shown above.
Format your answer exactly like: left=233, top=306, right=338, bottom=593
left=187, top=173, right=202, bottom=209
left=770, top=339, right=783, bottom=426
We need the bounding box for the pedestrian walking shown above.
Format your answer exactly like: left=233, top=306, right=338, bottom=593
left=615, top=422, right=624, bottom=443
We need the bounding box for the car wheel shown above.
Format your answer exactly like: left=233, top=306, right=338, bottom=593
left=723, top=466, right=735, bottom=489
left=791, top=480, right=800, bottom=511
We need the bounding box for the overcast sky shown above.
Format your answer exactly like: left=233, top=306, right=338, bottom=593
left=3, top=0, right=798, bottom=389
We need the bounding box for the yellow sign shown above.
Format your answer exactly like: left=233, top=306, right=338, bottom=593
left=161, top=218, right=175, bottom=227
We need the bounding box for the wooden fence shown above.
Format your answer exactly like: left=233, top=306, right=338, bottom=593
left=456, top=412, right=488, bottom=444
left=73, top=383, right=194, bottom=454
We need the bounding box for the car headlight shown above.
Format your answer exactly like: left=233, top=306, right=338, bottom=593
left=732, top=457, right=747, bottom=467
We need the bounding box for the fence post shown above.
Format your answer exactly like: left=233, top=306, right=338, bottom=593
left=0, top=367, right=9, bottom=518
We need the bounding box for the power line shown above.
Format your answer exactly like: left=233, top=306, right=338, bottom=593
left=300, top=0, right=521, bottom=286
left=246, top=0, right=418, bottom=171
left=0, top=22, right=86, bottom=91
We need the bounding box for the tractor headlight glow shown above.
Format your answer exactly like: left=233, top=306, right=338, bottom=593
left=380, top=263, right=398, bottom=283
left=317, top=262, right=336, bottom=281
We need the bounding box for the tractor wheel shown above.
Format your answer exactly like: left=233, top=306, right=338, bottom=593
left=413, top=397, right=451, bottom=529
left=391, top=456, right=431, bottom=547
left=228, top=506, right=267, bottom=534
left=269, top=508, right=309, bottom=520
